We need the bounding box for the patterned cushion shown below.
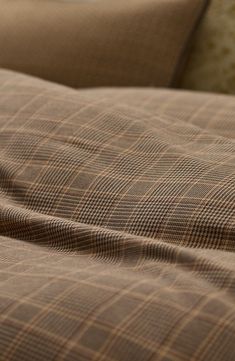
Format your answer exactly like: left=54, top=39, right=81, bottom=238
left=182, top=0, right=235, bottom=94
left=0, top=0, right=208, bottom=88
left=0, top=69, right=234, bottom=361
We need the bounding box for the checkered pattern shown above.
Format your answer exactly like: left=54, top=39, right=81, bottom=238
left=0, top=69, right=235, bottom=360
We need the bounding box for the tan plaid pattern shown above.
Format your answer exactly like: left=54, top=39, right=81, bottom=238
left=0, top=0, right=208, bottom=88
left=0, top=69, right=235, bottom=360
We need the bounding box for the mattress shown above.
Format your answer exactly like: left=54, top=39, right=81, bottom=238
left=0, top=69, right=234, bottom=360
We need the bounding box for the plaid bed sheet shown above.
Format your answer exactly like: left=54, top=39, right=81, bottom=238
left=0, top=69, right=234, bottom=361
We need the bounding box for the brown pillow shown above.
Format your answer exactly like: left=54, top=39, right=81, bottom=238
left=0, top=0, right=208, bottom=88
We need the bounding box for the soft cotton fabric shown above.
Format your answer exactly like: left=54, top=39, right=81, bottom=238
left=0, top=0, right=208, bottom=88
left=0, top=69, right=234, bottom=361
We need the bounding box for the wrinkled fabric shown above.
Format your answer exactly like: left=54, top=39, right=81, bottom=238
left=0, top=70, right=234, bottom=361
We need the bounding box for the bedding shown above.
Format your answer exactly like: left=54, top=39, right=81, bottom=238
left=0, top=0, right=208, bottom=88
left=0, top=69, right=234, bottom=360
left=182, top=0, right=235, bottom=94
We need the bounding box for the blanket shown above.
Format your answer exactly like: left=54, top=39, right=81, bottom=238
left=0, top=69, right=234, bottom=360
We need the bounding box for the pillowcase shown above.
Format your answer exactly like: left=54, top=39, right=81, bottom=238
left=0, top=0, right=208, bottom=88
left=181, top=0, right=235, bottom=94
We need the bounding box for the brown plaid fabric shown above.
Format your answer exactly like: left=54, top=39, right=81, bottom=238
left=0, top=69, right=235, bottom=360
left=0, top=0, right=208, bottom=88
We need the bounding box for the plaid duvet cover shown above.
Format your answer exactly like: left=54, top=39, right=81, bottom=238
left=0, top=70, right=234, bottom=361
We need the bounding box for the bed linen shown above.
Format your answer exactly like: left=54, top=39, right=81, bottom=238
left=0, top=69, right=234, bottom=360
left=182, top=0, right=235, bottom=95
left=0, top=0, right=208, bottom=88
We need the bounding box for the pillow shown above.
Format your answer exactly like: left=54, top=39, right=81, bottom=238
left=0, top=0, right=208, bottom=88
left=181, top=0, right=235, bottom=94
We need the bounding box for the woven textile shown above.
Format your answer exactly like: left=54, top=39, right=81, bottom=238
left=0, top=0, right=208, bottom=88
left=0, top=69, right=235, bottom=360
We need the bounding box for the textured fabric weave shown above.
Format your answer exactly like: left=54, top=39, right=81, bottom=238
left=0, top=69, right=235, bottom=360
left=0, top=0, right=208, bottom=88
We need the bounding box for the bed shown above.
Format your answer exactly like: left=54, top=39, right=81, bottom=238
left=0, top=1, right=234, bottom=360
